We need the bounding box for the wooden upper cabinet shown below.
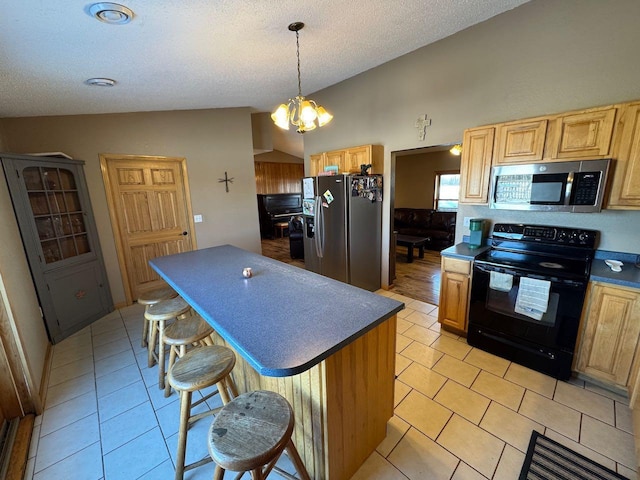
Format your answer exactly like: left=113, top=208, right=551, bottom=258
left=325, top=150, right=346, bottom=171
left=549, top=107, right=616, bottom=159
left=459, top=127, right=494, bottom=204
left=575, top=282, right=640, bottom=388
left=309, top=154, right=326, bottom=177
left=309, top=145, right=383, bottom=176
left=494, top=119, right=547, bottom=164
left=608, top=102, right=640, bottom=208
left=346, top=145, right=371, bottom=173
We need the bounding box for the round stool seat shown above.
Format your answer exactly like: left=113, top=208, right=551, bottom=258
left=145, top=296, right=192, bottom=389
left=138, top=286, right=177, bottom=306
left=145, top=296, right=190, bottom=321
left=163, top=315, right=215, bottom=397
left=208, top=390, right=294, bottom=473
left=138, top=286, right=177, bottom=348
left=168, top=345, right=239, bottom=480
left=168, top=345, right=236, bottom=393
left=164, top=315, right=213, bottom=346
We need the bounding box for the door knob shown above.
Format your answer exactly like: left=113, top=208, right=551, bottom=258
left=181, top=231, right=188, bottom=236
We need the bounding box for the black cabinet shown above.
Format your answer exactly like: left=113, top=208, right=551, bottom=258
left=2, top=153, right=113, bottom=343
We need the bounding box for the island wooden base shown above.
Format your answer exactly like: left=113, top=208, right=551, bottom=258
left=210, top=315, right=397, bottom=480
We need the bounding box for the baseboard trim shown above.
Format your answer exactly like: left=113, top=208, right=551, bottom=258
left=36, top=343, right=54, bottom=415
left=3, top=414, right=34, bottom=480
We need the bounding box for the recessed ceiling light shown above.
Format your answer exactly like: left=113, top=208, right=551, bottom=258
left=85, top=78, right=116, bottom=87
left=89, top=3, right=134, bottom=25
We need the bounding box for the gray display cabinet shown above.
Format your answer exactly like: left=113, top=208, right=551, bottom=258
left=2, top=153, right=113, bottom=343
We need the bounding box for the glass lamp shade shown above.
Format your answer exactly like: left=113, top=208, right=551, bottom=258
left=316, top=106, right=333, bottom=127
left=271, top=104, right=290, bottom=130
left=450, top=144, right=462, bottom=156
left=299, top=121, right=316, bottom=133
left=299, top=100, right=318, bottom=124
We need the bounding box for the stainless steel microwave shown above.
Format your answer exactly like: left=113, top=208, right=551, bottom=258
left=490, top=159, right=610, bottom=212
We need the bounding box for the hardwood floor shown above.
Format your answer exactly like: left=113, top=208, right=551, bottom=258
left=392, top=246, right=441, bottom=305
left=260, top=236, right=305, bottom=269
left=260, top=237, right=441, bottom=306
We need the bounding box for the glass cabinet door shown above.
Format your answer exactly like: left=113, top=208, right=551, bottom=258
left=24, top=166, right=91, bottom=264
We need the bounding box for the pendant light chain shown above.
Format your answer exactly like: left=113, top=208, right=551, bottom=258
left=295, top=30, right=302, bottom=97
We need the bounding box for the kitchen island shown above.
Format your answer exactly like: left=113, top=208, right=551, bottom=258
left=150, top=245, right=403, bottom=480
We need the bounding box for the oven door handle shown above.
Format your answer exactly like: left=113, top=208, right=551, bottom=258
left=474, top=263, right=517, bottom=276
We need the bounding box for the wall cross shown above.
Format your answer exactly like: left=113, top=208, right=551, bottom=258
left=415, top=114, right=432, bottom=141
left=218, top=171, right=234, bottom=192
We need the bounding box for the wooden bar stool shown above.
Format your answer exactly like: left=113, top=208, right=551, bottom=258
left=145, top=296, right=191, bottom=389
left=138, top=286, right=177, bottom=349
left=163, top=313, right=214, bottom=397
left=167, top=345, right=239, bottom=480
left=208, top=390, right=310, bottom=480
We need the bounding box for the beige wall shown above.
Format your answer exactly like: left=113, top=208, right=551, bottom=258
left=254, top=150, right=303, bottom=164
left=0, top=108, right=260, bottom=306
left=0, top=174, right=49, bottom=404
left=304, top=0, right=640, bottom=285
left=395, top=150, right=461, bottom=208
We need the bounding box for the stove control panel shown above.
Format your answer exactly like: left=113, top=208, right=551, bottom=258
left=492, top=223, right=598, bottom=248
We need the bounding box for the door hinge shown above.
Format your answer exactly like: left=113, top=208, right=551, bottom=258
left=38, top=307, right=43, bottom=318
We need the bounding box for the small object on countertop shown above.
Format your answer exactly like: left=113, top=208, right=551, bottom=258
left=604, top=259, right=623, bottom=272
left=242, top=267, right=252, bottom=278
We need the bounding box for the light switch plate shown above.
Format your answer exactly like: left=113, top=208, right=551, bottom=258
left=194, top=214, right=203, bottom=223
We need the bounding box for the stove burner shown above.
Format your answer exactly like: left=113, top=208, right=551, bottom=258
left=539, top=262, right=564, bottom=269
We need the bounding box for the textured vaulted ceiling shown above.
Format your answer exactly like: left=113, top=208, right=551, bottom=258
left=0, top=0, right=529, bottom=156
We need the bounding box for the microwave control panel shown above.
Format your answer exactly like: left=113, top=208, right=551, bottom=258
left=570, top=171, right=602, bottom=205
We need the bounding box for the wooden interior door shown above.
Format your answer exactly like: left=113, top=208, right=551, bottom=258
left=101, top=155, right=196, bottom=303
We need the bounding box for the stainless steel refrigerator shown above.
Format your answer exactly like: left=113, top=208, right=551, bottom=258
left=302, top=174, right=382, bottom=291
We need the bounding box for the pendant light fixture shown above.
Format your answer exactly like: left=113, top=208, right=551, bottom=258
left=449, top=144, right=463, bottom=156
left=271, top=22, right=333, bottom=133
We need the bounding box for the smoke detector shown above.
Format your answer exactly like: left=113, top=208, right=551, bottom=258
left=89, top=3, right=134, bottom=25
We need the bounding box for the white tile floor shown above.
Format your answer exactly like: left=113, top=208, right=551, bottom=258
left=25, top=293, right=638, bottom=480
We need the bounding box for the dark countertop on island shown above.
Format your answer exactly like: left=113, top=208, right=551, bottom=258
left=150, top=245, right=404, bottom=377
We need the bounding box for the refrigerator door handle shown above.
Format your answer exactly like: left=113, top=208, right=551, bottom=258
left=314, top=195, right=323, bottom=258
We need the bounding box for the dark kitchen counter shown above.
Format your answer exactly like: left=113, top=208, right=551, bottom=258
left=441, top=242, right=491, bottom=260
left=590, top=251, right=640, bottom=289
left=149, top=245, right=404, bottom=377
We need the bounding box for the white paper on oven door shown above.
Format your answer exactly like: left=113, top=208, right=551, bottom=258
left=515, top=277, right=551, bottom=321
left=489, top=272, right=513, bottom=292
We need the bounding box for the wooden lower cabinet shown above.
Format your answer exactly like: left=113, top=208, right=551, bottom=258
left=438, top=257, right=471, bottom=333
left=575, top=282, right=640, bottom=389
